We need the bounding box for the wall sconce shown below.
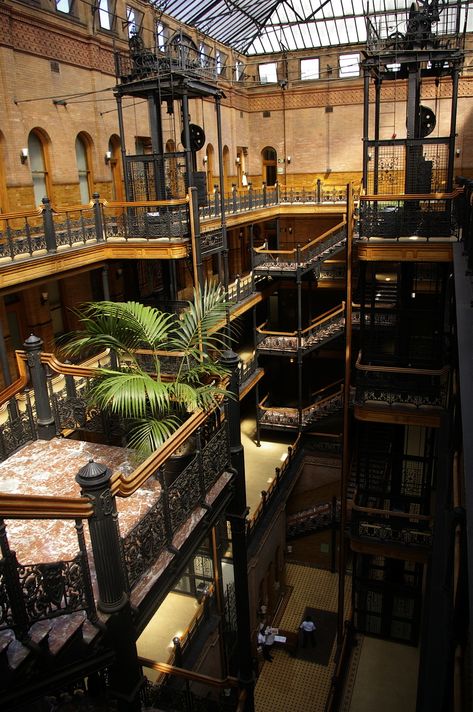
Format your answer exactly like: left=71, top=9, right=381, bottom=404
left=20, top=148, right=28, bottom=164
left=287, top=156, right=291, bottom=164
left=203, top=155, right=208, bottom=164
left=104, top=151, right=112, bottom=164
left=288, top=226, right=293, bottom=234
left=456, top=148, right=461, bottom=157
left=235, top=156, right=241, bottom=165
left=40, top=291, right=49, bottom=306
left=367, top=152, right=373, bottom=161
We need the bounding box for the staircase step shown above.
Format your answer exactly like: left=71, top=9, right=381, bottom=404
left=6, top=637, right=30, bottom=671
left=47, top=611, right=86, bottom=656
left=82, top=619, right=102, bottom=646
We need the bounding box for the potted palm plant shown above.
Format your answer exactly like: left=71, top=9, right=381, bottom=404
left=63, top=282, right=231, bottom=462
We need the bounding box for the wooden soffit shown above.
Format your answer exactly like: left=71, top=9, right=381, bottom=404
left=0, top=242, right=189, bottom=290
left=356, top=241, right=453, bottom=262
left=354, top=403, right=442, bottom=427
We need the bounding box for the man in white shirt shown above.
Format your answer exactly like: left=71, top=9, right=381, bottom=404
left=300, top=615, right=316, bottom=647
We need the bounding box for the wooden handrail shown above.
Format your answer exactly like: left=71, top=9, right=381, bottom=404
left=0, top=353, right=29, bottom=408
left=100, top=197, right=189, bottom=209
left=257, top=326, right=297, bottom=337
left=299, top=219, right=346, bottom=255
left=355, top=351, right=449, bottom=376
left=310, top=378, right=344, bottom=400
left=0, top=493, right=92, bottom=519
left=302, top=303, right=345, bottom=334
left=253, top=219, right=346, bottom=257
left=138, top=659, right=239, bottom=688
left=352, top=493, right=432, bottom=522
left=302, top=383, right=343, bottom=415
left=360, top=188, right=463, bottom=202
left=0, top=206, right=43, bottom=221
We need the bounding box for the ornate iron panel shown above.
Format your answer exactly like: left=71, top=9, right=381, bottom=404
left=122, top=497, right=166, bottom=589
left=18, top=554, right=90, bottom=624
left=202, top=424, right=230, bottom=491
left=168, top=456, right=202, bottom=532
left=0, top=558, right=15, bottom=629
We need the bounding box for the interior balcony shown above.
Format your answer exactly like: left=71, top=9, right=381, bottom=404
left=354, top=352, right=449, bottom=427
left=257, top=380, right=349, bottom=432
left=350, top=493, right=432, bottom=563
left=356, top=190, right=462, bottom=262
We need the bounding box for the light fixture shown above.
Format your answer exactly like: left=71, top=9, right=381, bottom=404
left=104, top=150, right=112, bottom=164
left=20, top=148, right=28, bottom=164
left=287, top=156, right=291, bottom=164
left=40, top=291, right=48, bottom=306
left=367, top=151, right=372, bottom=161
left=203, top=155, right=208, bottom=164
left=456, top=148, right=461, bottom=157
left=235, top=156, right=241, bottom=164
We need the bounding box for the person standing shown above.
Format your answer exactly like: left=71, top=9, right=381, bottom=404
left=300, top=615, right=316, bottom=647
left=264, top=624, right=275, bottom=660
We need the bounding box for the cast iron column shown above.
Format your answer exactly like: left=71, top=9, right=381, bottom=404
left=221, top=350, right=254, bottom=711
left=76, top=460, right=143, bottom=711
left=24, top=333, right=55, bottom=440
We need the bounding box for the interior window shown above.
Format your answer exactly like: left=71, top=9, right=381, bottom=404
left=28, top=131, right=49, bottom=206
left=75, top=135, right=91, bottom=204
left=300, top=58, right=320, bottom=81
left=56, top=0, right=73, bottom=13
left=98, top=0, right=114, bottom=30
left=258, top=62, right=277, bottom=84
left=339, top=53, right=360, bottom=78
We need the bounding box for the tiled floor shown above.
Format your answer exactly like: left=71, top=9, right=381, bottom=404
left=255, top=563, right=351, bottom=712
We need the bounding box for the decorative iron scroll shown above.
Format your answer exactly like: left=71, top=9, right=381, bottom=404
left=122, top=497, right=166, bottom=589
left=355, top=375, right=447, bottom=409
left=55, top=214, right=95, bottom=247
left=17, top=554, right=90, bottom=625
left=169, top=457, right=202, bottom=532
left=202, top=424, right=230, bottom=491
left=254, top=225, right=346, bottom=274
left=0, top=558, right=15, bottom=629
left=355, top=519, right=432, bottom=548
left=200, top=229, right=223, bottom=255
left=0, top=396, right=36, bottom=462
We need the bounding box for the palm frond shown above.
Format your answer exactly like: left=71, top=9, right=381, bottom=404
left=89, top=370, right=172, bottom=418
left=127, top=416, right=182, bottom=457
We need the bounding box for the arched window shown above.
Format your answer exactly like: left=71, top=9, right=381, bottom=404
left=28, top=130, right=51, bottom=206
left=206, top=144, right=215, bottom=194
left=75, top=134, right=93, bottom=204
left=262, top=146, right=277, bottom=186
left=222, top=145, right=230, bottom=193
left=108, top=134, right=123, bottom=201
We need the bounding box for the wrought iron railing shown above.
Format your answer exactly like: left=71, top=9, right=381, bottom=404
left=246, top=437, right=301, bottom=539
left=0, top=196, right=190, bottom=264
left=0, top=516, right=96, bottom=638
left=351, top=498, right=433, bottom=549
left=355, top=354, right=450, bottom=409
left=287, top=499, right=340, bottom=538
left=252, top=220, right=346, bottom=274
left=359, top=190, right=462, bottom=241
left=256, top=303, right=348, bottom=354
left=258, top=381, right=351, bottom=430
left=115, top=36, right=219, bottom=84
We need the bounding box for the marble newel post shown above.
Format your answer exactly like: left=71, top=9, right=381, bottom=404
left=76, top=460, right=143, bottom=711
left=24, top=333, right=55, bottom=440
left=220, top=350, right=255, bottom=712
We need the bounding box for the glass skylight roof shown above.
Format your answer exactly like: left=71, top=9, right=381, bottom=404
left=159, top=0, right=472, bottom=55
